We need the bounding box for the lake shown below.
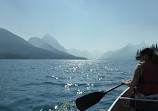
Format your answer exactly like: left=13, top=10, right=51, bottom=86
left=0, top=59, right=138, bottom=111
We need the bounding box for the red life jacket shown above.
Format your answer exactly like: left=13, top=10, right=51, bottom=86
left=136, top=61, right=158, bottom=95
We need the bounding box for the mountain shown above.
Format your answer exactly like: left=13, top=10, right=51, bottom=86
left=28, top=37, right=87, bottom=59
left=100, top=43, right=149, bottom=60
left=28, top=37, right=61, bottom=53
left=42, top=34, right=67, bottom=53
left=0, top=28, right=86, bottom=59
left=67, top=49, right=103, bottom=59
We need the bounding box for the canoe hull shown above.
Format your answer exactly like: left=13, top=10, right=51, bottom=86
left=108, top=88, right=158, bottom=111
left=108, top=87, right=135, bottom=111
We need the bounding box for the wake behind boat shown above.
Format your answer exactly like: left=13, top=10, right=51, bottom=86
left=108, top=87, right=158, bottom=111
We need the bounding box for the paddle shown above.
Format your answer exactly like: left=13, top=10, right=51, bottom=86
left=76, top=83, right=123, bottom=111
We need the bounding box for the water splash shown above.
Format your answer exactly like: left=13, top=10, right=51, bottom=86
left=77, top=89, right=84, bottom=94
left=54, top=101, right=77, bottom=111
left=65, top=83, right=73, bottom=90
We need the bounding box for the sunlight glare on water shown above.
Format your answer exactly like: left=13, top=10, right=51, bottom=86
left=0, top=60, right=138, bottom=111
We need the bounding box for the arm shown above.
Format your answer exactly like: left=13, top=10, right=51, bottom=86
left=122, top=64, right=142, bottom=87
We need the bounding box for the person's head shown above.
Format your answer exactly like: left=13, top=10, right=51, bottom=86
left=136, top=48, right=154, bottom=62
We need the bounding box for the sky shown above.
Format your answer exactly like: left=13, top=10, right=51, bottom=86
left=0, top=0, right=158, bottom=53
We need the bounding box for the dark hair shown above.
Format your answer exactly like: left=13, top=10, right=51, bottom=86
left=152, top=51, right=158, bottom=65
left=136, top=48, right=154, bottom=60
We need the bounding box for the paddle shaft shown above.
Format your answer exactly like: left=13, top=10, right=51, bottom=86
left=103, top=83, right=123, bottom=94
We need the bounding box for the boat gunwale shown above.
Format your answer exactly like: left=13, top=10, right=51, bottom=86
left=107, top=87, right=158, bottom=111
left=120, top=97, right=158, bottom=102
left=107, top=87, right=130, bottom=111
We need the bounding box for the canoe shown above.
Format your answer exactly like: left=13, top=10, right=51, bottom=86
left=108, top=87, right=158, bottom=111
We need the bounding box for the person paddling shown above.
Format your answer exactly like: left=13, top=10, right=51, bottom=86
left=122, top=48, right=158, bottom=97
left=122, top=48, right=158, bottom=110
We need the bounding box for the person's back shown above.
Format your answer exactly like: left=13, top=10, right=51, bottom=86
left=136, top=61, right=158, bottom=95
left=122, top=48, right=158, bottom=111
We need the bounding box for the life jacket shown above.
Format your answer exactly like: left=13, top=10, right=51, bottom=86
left=136, top=61, right=158, bottom=95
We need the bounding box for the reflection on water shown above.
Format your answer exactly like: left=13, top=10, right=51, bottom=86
left=0, top=60, right=138, bottom=111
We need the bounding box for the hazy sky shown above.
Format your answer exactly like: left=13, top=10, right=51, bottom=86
left=0, top=0, right=158, bottom=52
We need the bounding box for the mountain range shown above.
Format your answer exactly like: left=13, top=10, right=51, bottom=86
left=67, top=43, right=150, bottom=60
left=0, top=28, right=86, bottom=59
left=28, top=36, right=67, bottom=55
left=0, top=28, right=151, bottom=60
left=100, top=43, right=149, bottom=60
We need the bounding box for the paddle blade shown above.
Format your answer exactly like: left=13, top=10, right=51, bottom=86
left=76, top=92, right=105, bottom=111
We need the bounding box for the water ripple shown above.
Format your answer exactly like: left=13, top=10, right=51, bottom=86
left=0, top=59, right=138, bottom=111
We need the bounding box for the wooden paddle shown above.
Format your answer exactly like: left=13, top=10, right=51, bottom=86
left=76, top=83, right=123, bottom=111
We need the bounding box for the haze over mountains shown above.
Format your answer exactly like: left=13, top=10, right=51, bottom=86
left=42, top=34, right=67, bottom=53
left=100, top=43, right=149, bottom=60
left=67, top=42, right=149, bottom=60
left=67, top=49, right=103, bottom=59
left=28, top=35, right=104, bottom=59
left=28, top=35, right=67, bottom=55
left=0, top=28, right=86, bottom=59
left=0, top=28, right=150, bottom=60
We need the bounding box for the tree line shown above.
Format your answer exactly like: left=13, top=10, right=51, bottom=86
left=136, top=43, right=158, bottom=56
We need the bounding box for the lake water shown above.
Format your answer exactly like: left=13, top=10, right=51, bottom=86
left=0, top=60, right=138, bottom=111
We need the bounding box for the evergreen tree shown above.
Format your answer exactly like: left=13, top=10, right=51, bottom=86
left=136, top=43, right=158, bottom=56
left=136, top=50, right=139, bottom=56
left=152, top=44, right=155, bottom=48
